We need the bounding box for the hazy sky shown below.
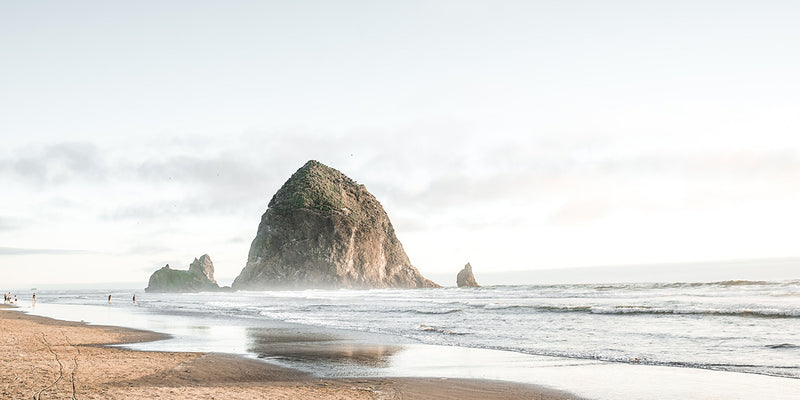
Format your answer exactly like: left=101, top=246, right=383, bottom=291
left=2, top=1, right=799, bottom=287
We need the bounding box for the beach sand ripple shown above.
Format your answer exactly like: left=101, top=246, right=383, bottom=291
left=0, top=305, right=576, bottom=400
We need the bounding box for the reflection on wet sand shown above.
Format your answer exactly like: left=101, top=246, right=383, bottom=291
left=246, top=327, right=400, bottom=369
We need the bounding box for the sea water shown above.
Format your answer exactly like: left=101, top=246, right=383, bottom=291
left=16, top=279, right=800, bottom=399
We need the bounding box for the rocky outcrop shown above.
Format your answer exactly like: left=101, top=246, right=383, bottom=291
left=457, top=262, right=480, bottom=287
left=145, top=254, right=220, bottom=293
left=188, top=254, right=216, bottom=284
left=232, top=160, right=439, bottom=290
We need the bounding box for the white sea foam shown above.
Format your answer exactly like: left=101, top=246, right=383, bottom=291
left=29, top=280, right=800, bottom=379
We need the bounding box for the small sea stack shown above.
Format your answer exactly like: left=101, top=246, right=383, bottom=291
left=145, top=254, right=220, bottom=293
left=457, top=262, right=480, bottom=287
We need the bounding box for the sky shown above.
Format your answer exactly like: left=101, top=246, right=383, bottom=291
left=2, top=1, right=800, bottom=288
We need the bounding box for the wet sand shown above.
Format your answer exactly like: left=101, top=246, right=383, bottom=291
left=0, top=305, right=580, bottom=399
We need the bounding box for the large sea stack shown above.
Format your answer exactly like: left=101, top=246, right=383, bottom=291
left=232, top=160, right=439, bottom=290
left=145, top=254, right=220, bottom=293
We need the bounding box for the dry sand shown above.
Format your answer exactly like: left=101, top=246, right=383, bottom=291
left=0, top=304, right=580, bottom=399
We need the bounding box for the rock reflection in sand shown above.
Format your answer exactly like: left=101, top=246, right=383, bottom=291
left=246, top=327, right=399, bottom=369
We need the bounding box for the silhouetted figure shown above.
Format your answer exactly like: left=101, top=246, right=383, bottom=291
left=132, top=294, right=136, bottom=303
left=108, top=294, right=112, bottom=302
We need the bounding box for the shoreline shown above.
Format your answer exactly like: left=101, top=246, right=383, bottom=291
left=0, top=304, right=580, bottom=399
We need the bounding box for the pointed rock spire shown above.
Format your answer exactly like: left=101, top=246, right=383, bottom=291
left=457, top=262, right=480, bottom=287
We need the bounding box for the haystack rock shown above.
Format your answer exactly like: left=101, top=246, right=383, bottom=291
left=145, top=254, right=220, bottom=293
left=232, top=160, right=439, bottom=290
left=457, top=262, right=480, bottom=287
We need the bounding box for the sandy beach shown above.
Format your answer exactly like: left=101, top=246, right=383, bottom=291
left=0, top=305, right=578, bottom=400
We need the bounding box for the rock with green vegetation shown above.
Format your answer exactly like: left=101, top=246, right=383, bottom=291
left=232, top=160, right=439, bottom=290
left=188, top=254, right=216, bottom=283
left=457, top=262, right=480, bottom=287
left=145, top=254, right=220, bottom=293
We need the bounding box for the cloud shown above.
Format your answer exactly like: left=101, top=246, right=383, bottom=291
left=6, top=133, right=799, bottom=236
left=547, top=200, right=612, bottom=226
left=103, top=201, right=193, bottom=221
left=364, top=141, right=800, bottom=232
left=135, top=153, right=272, bottom=188
left=0, top=142, right=106, bottom=185
left=102, top=187, right=271, bottom=221
left=597, top=149, right=800, bottom=179
left=0, top=217, right=23, bottom=231
left=123, top=244, right=173, bottom=255
left=0, top=247, right=96, bottom=255
left=0, top=140, right=288, bottom=221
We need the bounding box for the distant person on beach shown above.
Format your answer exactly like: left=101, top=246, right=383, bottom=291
left=32, top=293, right=36, bottom=303
left=132, top=294, right=136, bottom=303
left=108, top=294, right=112, bottom=302
left=13, top=295, right=17, bottom=303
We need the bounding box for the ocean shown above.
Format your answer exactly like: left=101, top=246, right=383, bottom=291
left=16, top=279, right=800, bottom=399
